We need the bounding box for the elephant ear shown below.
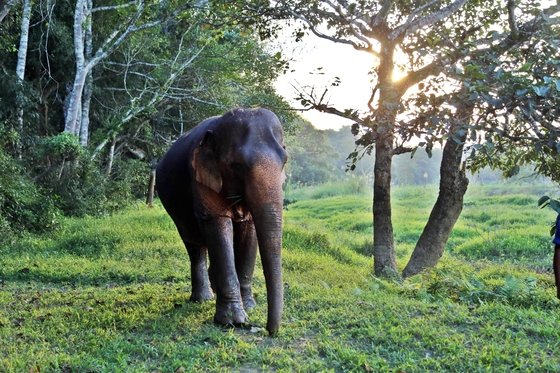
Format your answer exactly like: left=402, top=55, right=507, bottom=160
left=192, top=130, right=222, bottom=193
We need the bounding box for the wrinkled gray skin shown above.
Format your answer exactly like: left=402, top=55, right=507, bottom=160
left=156, top=108, right=287, bottom=335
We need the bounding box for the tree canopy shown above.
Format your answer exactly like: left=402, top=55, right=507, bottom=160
left=265, top=0, right=560, bottom=277
left=0, top=0, right=292, bottom=238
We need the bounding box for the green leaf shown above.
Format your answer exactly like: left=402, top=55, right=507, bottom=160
left=520, top=63, right=532, bottom=72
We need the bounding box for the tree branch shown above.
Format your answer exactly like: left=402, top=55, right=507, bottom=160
left=292, top=10, right=378, bottom=55
left=389, top=0, right=469, bottom=40
left=92, top=1, right=136, bottom=13
left=393, top=145, right=414, bottom=155
left=0, top=0, right=19, bottom=23
left=405, top=0, right=441, bottom=25
left=368, top=85, right=378, bottom=112
left=507, top=0, right=519, bottom=38
left=371, top=0, right=394, bottom=27
left=396, top=3, right=560, bottom=93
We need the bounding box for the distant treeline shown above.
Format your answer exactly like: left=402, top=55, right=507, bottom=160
left=285, top=120, right=552, bottom=187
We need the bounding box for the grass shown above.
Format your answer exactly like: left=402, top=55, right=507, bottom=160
left=1, top=182, right=559, bottom=371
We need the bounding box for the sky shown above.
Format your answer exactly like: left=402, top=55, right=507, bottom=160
left=273, top=28, right=375, bottom=131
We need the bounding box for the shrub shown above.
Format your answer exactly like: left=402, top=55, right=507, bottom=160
left=34, top=144, right=150, bottom=217
left=40, top=132, right=84, bottom=161
left=105, top=158, right=150, bottom=209
left=0, top=150, right=60, bottom=238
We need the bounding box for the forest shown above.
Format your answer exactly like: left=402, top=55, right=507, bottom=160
left=0, top=0, right=559, bottom=371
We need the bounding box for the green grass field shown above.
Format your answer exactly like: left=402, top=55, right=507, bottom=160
left=1, top=182, right=559, bottom=371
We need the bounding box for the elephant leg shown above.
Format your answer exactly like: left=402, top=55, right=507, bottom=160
left=202, top=217, right=247, bottom=326
left=234, top=221, right=257, bottom=310
left=177, top=227, right=213, bottom=302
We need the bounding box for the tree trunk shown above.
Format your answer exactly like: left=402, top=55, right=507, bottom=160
left=373, top=133, right=398, bottom=277
left=15, top=0, right=32, bottom=159
left=146, top=166, right=156, bottom=207
left=64, top=67, right=89, bottom=136
left=372, top=41, right=400, bottom=278
left=79, top=72, right=92, bottom=145
left=64, top=0, right=94, bottom=136
left=106, top=137, right=116, bottom=178
left=402, top=104, right=474, bottom=278
left=79, top=0, right=93, bottom=146
left=58, top=157, right=66, bottom=180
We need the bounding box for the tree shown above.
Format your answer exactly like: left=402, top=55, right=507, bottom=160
left=273, top=0, right=560, bottom=277
left=401, top=2, right=560, bottom=277
left=274, top=0, right=484, bottom=277
left=467, top=21, right=560, bottom=183
left=14, top=0, right=31, bottom=158
left=0, top=0, right=292, bottom=220
left=64, top=0, right=167, bottom=145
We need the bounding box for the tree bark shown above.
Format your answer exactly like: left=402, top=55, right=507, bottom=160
left=373, top=133, right=398, bottom=277
left=372, top=41, right=400, bottom=278
left=402, top=103, right=474, bottom=278
left=146, top=166, right=156, bottom=207
left=64, top=0, right=87, bottom=135
left=106, top=137, right=116, bottom=178
left=15, top=0, right=32, bottom=159
left=79, top=0, right=93, bottom=146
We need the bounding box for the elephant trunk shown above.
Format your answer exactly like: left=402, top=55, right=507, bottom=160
left=246, top=174, right=284, bottom=335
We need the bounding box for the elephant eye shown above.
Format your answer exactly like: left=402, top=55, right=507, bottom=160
left=230, top=162, right=245, bottom=172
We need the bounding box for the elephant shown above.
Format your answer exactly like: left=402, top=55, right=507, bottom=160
left=156, top=108, right=288, bottom=335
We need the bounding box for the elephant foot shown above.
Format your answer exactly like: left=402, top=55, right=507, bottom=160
left=190, top=288, right=214, bottom=302
left=214, top=301, right=248, bottom=326
left=242, top=295, right=256, bottom=310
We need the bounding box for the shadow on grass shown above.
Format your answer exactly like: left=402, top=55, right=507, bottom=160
left=0, top=268, right=182, bottom=287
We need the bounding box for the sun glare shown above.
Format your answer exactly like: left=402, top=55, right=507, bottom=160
left=392, top=67, right=408, bottom=82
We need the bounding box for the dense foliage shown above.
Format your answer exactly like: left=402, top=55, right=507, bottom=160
left=0, top=1, right=292, bottom=240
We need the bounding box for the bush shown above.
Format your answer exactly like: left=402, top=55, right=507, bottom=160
left=40, top=132, right=84, bottom=161
left=0, top=150, right=60, bottom=239
left=37, top=154, right=149, bottom=217
left=105, top=158, right=150, bottom=209
left=25, top=131, right=149, bottom=217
